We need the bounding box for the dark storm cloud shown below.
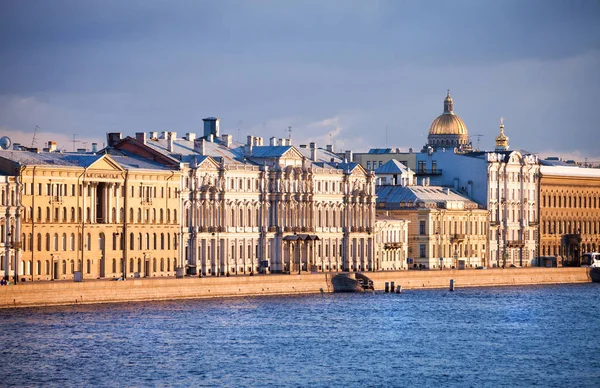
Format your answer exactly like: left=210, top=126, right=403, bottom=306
left=0, top=0, right=598, bottom=158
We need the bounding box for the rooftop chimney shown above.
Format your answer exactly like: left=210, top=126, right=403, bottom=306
left=186, top=132, right=196, bottom=141
left=326, top=144, right=334, bottom=152
left=92, top=143, right=98, bottom=153
left=149, top=131, right=158, bottom=139
left=161, top=131, right=169, bottom=140
left=203, top=117, right=220, bottom=139
left=344, top=150, right=353, bottom=162
left=310, top=142, right=317, bottom=161
left=194, top=138, right=205, bottom=155
left=270, top=137, right=277, bottom=146
left=135, top=132, right=147, bottom=145
left=12, top=143, right=21, bottom=151
left=221, top=134, right=232, bottom=148
left=47, top=141, right=57, bottom=152
left=167, top=132, right=174, bottom=152
left=107, top=132, right=122, bottom=147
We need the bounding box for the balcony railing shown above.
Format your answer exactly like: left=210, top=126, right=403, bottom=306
left=384, top=242, right=403, bottom=249
left=416, top=169, right=443, bottom=176
left=507, top=240, right=525, bottom=248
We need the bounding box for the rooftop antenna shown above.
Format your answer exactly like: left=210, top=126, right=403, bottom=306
left=71, top=134, right=80, bottom=152
left=473, top=134, right=484, bottom=151
left=385, top=125, right=388, bottom=148
left=31, top=125, right=40, bottom=147
left=287, top=126, right=292, bottom=141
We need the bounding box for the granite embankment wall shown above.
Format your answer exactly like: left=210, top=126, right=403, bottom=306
left=0, top=267, right=592, bottom=308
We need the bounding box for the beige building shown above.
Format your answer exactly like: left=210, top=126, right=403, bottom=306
left=376, top=184, right=488, bottom=269
left=539, top=162, right=600, bottom=265
left=375, top=215, right=410, bottom=271
left=0, top=145, right=181, bottom=282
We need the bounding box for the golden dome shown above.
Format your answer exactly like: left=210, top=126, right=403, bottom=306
left=495, top=117, right=509, bottom=151
left=428, top=90, right=468, bottom=136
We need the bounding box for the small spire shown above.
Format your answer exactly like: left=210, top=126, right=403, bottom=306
left=443, top=90, right=454, bottom=114
left=499, top=116, right=504, bottom=128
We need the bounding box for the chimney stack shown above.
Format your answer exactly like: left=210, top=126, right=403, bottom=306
left=194, top=138, right=205, bottom=155
left=186, top=132, right=196, bottom=141
left=270, top=137, right=277, bottom=146
left=107, top=133, right=122, bottom=147
left=149, top=131, right=158, bottom=139
left=326, top=144, right=333, bottom=152
left=203, top=117, right=220, bottom=139
left=92, top=143, right=98, bottom=153
left=47, top=141, right=57, bottom=152
left=167, top=132, right=174, bottom=152
left=135, top=132, right=147, bottom=145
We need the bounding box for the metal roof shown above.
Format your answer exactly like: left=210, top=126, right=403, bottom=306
left=376, top=185, right=477, bottom=206
left=375, top=159, right=412, bottom=174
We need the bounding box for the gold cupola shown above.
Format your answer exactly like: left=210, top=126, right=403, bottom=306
left=426, top=90, right=471, bottom=152
left=495, top=117, right=509, bottom=151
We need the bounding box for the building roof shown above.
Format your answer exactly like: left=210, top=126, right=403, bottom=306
left=376, top=185, right=479, bottom=208
left=144, top=137, right=244, bottom=165
left=375, top=159, right=412, bottom=174
left=0, top=149, right=104, bottom=167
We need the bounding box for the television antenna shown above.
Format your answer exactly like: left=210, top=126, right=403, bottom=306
left=71, top=134, right=80, bottom=152
left=287, top=126, right=292, bottom=141
left=473, top=134, right=484, bottom=150
left=31, top=125, right=40, bottom=147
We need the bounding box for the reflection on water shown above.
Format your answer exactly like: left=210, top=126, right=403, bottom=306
left=1, top=284, right=599, bottom=387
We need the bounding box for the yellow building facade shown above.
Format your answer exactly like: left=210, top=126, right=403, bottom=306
left=0, top=149, right=181, bottom=281
left=539, top=165, right=600, bottom=264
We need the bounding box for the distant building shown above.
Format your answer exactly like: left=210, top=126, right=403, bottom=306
left=376, top=183, right=488, bottom=269
left=351, top=147, right=418, bottom=173
left=375, top=215, right=410, bottom=270
left=108, top=121, right=377, bottom=275
left=539, top=162, right=600, bottom=265
left=416, top=121, right=539, bottom=267
left=0, top=144, right=181, bottom=281
left=0, top=174, right=19, bottom=281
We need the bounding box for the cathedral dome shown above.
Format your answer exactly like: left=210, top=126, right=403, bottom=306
left=428, top=91, right=468, bottom=136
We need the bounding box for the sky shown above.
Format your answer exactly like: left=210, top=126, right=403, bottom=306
left=1, top=0, right=599, bottom=161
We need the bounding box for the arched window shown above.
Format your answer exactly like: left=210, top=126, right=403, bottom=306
left=130, top=233, right=135, bottom=250
left=62, top=233, right=67, bottom=251
left=86, top=259, right=91, bottom=274
left=112, top=259, right=117, bottom=273
left=71, top=207, right=76, bottom=222
left=129, top=208, right=134, bottom=223
left=153, top=233, right=157, bottom=250
left=86, top=233, right=91, bottom=251
left=161, top=233, right=165, bottom=250
left=145, top=233, right=150, bottom=250
left=138, top=233, right=143, bottom=250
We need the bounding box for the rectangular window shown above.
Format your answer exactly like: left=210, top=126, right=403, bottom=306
left=419, top=244, right=426, bottom=258
left=418, top=161, right=426, bottom=173
left=419, top=221, right=426, bottom=235
left=432, top=161, right=437, bottom=173
left=366, top=161, right=371, bottom=170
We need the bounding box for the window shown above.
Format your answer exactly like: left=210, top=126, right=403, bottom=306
left=418, top=161, right=426, bottom=173
left=419, top=221, right=426, bottom=235
left=419, top=244, right=426, bottom=258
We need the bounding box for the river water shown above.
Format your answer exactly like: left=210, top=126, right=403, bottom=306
left=1, top=283, right=599, bottom=387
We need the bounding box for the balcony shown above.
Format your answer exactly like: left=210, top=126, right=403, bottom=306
left=384, top=242, right=403, bottom=249
left=450, top=234, right=465, bottom=243
left=507, top=240, right=525, bottom=248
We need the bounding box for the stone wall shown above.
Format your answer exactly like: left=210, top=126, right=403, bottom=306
left=0, top=268, right=591, bottom=309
